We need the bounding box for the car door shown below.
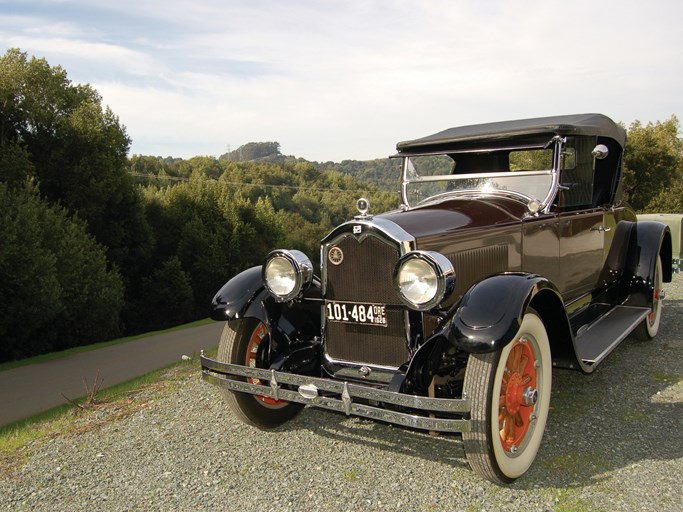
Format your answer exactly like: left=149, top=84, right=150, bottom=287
left=558, top=209, right=605, bottom=300
left=522, top=214, right=561, bottom=286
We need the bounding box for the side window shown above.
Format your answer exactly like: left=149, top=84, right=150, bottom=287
left=559, top=137, right=595, bottom=210
left=509, top=148, right=553, bottom=171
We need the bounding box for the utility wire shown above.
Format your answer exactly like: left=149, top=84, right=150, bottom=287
left=129, top=172, right=387, bottom=194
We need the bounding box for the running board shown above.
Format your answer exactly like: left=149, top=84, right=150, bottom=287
left=575, top=306, right=649, bottom=365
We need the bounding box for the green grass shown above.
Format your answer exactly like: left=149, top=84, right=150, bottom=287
left=549, top=387, right=601, bottom=418
left=343, top=469, right=359, bottom=481
left=538, top=451, right=609, bottom=476
left=0, top=318, right=213, bottom=372
left=548, top=488, right=610, bottom=512
left=650, top=370, right=682, bottom=384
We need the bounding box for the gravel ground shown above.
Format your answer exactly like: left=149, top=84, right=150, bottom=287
left=1, top=276, right=681, bottom=512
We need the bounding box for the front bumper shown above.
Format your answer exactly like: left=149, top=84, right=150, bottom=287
left=200, top=354, right=471, bottom=433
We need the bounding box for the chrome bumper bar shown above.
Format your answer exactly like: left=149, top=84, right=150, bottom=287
left=200, top=354, right=471, bottom=433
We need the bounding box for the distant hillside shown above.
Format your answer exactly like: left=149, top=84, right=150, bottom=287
left=315, top=158, right=401, bottom=192
left=217, top=141, right=402, bottom=192
left=219, top=141, right=283, bottom=162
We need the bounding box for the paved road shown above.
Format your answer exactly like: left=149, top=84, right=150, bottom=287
left=0, top=322, right=223, bottom=427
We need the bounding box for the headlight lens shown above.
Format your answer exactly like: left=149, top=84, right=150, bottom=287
left=263, top=250, right=313, bottom=302
left=394, top=251, right=455, bottom=310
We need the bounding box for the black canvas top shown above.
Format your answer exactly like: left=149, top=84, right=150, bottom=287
left=396, top=113, right=626, bottom=152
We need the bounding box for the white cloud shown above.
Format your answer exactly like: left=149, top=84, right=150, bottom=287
left=2, top=0, right=682, bottom=161
left=6, top=35, right=161, bottom=77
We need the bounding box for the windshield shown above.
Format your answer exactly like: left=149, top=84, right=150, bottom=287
left=402, top=147, right=558, bottom=209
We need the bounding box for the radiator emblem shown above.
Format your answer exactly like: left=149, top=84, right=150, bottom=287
left=328, top=246, right=344, bottom=265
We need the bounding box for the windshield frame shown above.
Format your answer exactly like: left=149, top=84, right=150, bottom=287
left=400, top=136, right=565, bottom=214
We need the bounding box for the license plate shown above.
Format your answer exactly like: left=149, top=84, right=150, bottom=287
left=325, top=301, right=387, bottom=327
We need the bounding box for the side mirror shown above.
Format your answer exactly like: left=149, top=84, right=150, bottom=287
left=592, top=144, right=609, bottom=171
left=592, top=144, right=609, bottom=160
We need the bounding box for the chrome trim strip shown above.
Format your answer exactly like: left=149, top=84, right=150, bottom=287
left=201, top=356, right=471, bottom=433
left=321, top=217, right=415, bottom=258
left=409, top=169, right=551, bottom=183
left=332, top=365, right=395, bottom=384
left=323, top=353, right=402, bottom=372
left=542, top=135, right=564, bottom=214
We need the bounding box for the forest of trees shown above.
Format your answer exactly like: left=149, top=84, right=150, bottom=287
left=1, top=48, right=682, bottom=362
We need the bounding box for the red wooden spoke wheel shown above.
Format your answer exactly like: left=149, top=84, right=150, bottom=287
left=462, top=309, right=552, bottom=484
left=217, top=319, right=302, bottom=429
left=498, top=338, right=538, bottom=453
left=244, top=322, right=286, bottom=408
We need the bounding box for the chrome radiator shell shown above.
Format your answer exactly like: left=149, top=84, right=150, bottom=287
left=320, top=218, right=416, bottom=369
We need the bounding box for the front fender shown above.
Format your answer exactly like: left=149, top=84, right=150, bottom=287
left=448, top=273, right=562, bottom=353
left=211, top=267, right=323, bottom=373
left=211, top=266, right=266, bottom=321
left=401, top=273, right=569, bottom=392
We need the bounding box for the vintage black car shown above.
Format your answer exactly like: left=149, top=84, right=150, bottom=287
left=201, top=113, right=672, bottom=484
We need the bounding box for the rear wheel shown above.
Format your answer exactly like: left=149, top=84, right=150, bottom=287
left=217, top=318, right=302, bottom=429
left=634, top=255, right=664, bottom=340
left=462, top=309, right=552, bottom=484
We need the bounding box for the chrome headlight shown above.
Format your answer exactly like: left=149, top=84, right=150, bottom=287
left=393, top=251, right=455, bottom=311
left=263, top=249, right=313, bottom=302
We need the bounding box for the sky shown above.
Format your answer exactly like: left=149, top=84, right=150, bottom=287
left=1, top=0, right=682, bottom=162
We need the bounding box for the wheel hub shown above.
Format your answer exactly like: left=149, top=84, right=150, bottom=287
left=499, top=338, right=539, bottom=452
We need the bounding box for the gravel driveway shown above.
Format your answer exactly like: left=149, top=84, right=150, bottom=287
left=2, top=277, right=681, bottom=512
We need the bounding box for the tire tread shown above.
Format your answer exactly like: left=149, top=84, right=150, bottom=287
left=216, top=320, right=302, bottom=429
left=462, top=352, right=510, bottom=484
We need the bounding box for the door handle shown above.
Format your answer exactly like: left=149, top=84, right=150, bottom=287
left=590, top=226, right=612, bottom=233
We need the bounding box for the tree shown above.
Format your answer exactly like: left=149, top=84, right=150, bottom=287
left=622, top=116, right=683, bottom=212
left=132, top=257, right=195, bottom=331
left=644, top=179, right=683, bottom=213
left=175, top=156, right=223, bottom=179
left=0, top=141, right=34, bottom=186
left=0, top=48, right=153, bottom=282
left=0, top=184, right=124, bottom=361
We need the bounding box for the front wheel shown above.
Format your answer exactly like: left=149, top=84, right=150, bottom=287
left=217, top=318, right=302, bottom=429
left=462, top=309, right=552, bottom=484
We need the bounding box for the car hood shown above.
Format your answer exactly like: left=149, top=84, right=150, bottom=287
left=379, top=196, right=526, bottom=240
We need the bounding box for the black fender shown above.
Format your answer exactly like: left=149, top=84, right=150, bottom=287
left=448, top=273, right=565, bottom=353
left=600, top=220, right=635, bottom=283
left=401, top=273, right=577, bottom=392
left=211, top=266, right=266, bottom=322
left=623, top=221, right=672, bottom=307
left=211, top=266, right=323, bottom=373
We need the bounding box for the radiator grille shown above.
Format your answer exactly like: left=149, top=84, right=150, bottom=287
left=325, top=234, right=402, bottom=304
left=323, top=233, right=410, bottom=367
left=325, top=309, right=408, bottom=367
